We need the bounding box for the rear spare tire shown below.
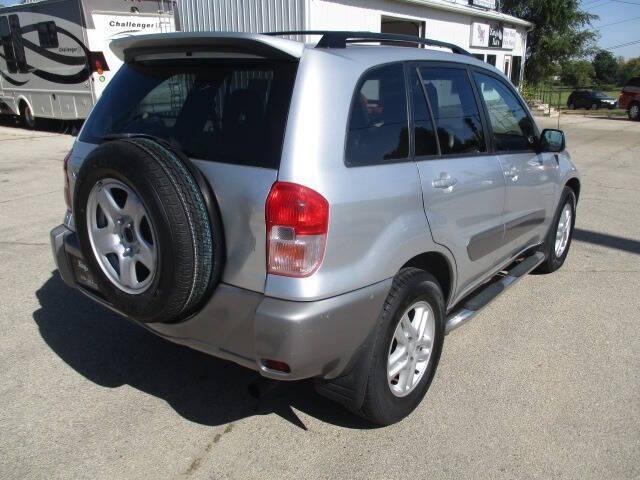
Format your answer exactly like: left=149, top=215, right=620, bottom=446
left=74, top=137, right=223, bottom=323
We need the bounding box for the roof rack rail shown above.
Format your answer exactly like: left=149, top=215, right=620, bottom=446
left=264, top=30, right=471, bottom=56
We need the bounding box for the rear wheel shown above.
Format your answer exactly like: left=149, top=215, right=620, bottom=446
left=19, top=102, right=36, bottom=129
left=74, top=137, right=223, bottom=323
left=628, top=102, right=640, bottom=121
left=359, top=268, right=445, bottom=425
left=591, top=102, right=599, bottom=110
left=568, top=102, right=576, bottom=110
left=536, top=187, right=576, bottom=274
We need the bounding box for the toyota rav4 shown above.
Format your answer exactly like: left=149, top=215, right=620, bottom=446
left=50, top=31, right=580, bottom=425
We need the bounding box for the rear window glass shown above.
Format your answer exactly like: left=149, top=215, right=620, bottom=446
left=80, top=60, right=298, bottom=169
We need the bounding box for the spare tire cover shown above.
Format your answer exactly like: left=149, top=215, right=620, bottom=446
left=74, top=137, right=223, bottom=323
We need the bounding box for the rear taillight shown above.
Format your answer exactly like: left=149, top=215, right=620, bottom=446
left=89, top=51, right=109, bottom=75
left=266, top=182, right=329, bottom=277
left=63, top=150, right=72, bottom=210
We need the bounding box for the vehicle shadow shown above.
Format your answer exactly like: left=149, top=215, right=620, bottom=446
left=0, top=114, right=80, bottom=135
left=33, top=272, right=375, bottom=430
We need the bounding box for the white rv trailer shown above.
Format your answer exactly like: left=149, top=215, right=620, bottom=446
left=0, top=0, right=174, bottom=127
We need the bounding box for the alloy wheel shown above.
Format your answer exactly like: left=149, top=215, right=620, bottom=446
left=387, top=300, right=435, bottom=397
left=86, top=178, right=157, bottom=294
left=554, top=203, right=572, bottom=258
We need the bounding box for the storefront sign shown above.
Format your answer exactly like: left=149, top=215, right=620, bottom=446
left=503, top=27, right=517, bottom=50
left=468, top=0, right=497, bottom=9
left=471, top=23, right=489, bottom=47
left=470, top=22, right=490, bottom=47
left=488, top=25, right=503, bottom=48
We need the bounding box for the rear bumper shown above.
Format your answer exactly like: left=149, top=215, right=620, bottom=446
left=50, top=224, right=391, bottom=381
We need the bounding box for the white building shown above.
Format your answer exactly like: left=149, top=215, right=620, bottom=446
left=176, top=0, right=532, bottom=86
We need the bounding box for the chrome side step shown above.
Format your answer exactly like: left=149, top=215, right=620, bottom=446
left=445, top=252, right=545, bottom=335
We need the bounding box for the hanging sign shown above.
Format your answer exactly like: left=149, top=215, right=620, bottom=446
left=488, top=25, right=503, bottom=48
left=470, top=22, right=490, bottom=47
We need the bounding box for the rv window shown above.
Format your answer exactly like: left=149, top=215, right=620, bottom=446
left=37, top=21, right=58, bottom=49
left=0, top=16, right=18, bottom=74
left=80, top=60, right=298, bottom=169
left=0, top=16, right=9, bottom=38
left=8, top=15, right=28, bottom=73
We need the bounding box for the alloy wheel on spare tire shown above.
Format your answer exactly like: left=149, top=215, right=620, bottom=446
left=74, top=137, right=224, bottom=324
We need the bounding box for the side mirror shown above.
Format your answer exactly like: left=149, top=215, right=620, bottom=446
left=539, top=129, right=565, bottom=153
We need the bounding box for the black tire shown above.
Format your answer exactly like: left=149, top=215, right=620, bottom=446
left=359, top=268, right=445, bottom=426
left=568, top=102, right=575, bottom=110
left=591, top=102, right=599, bottom=110
left=628, top=102, right=640, bottom=121
left=536, top=187, right=577, bottom=274
left=19, top=102, right=36, bottom=129
left=74, top=138, right=223, bottom=323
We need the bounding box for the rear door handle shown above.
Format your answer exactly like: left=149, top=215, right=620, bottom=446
left=432, top=173, right=458, bottom=190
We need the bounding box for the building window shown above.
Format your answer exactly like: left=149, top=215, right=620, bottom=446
left=510, top=56, right=522, bottom=86
left=380, top=17, right=425, bottom=47
left=486, top=54, right=497, bottom=67
left=37, top=21, right=58, bottom=48
left=472, top=53, right=485, bottom=61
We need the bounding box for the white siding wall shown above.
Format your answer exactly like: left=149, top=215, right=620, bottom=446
left=308, top=0, right=527, bottom=76
left=176, top=0, right=528, bottom=78
left=177, top=0, right=306, bottom=33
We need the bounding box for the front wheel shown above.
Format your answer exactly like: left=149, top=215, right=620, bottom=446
left=591, top=102, right=599, bottom=110
left=629, top=102, right=640, bottom=121
left=536, top=187, right=576, bottom=274
left=19, top=102, right=36, bottom=129
left=359, top=268, right=445, bottom=425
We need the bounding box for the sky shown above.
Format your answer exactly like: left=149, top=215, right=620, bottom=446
left=581, top=0, right=640, bottom=59
left=1, top=0, right=638, bottom=59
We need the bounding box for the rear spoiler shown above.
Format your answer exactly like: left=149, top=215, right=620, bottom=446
left=110, top=32, right=304, bottom=62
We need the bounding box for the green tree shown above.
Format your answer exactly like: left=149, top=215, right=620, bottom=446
left=592, top=50, right=619, bottom=84
left=618, top=58, right=640, bottom=85
left=502, top=0, right=598, bottom=84
left=562, top=60, right=595, bottom=87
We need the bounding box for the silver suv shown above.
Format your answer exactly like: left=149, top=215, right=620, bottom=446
left=50, top=31, right=580, bottom=425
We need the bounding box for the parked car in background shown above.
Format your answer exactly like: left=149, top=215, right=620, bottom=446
left=567, top=89, right=617, bottom=110
left=618, top=77, right=640, bottom=121
left=50, top=31, right=581, bottom=426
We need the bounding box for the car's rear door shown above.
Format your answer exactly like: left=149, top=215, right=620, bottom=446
left=472, top=69, right=558, bottom=264
left=411, top=63, right=506, bottom=298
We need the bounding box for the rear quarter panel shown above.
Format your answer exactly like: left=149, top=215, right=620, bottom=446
left=268, top=50, right=455, bottom=301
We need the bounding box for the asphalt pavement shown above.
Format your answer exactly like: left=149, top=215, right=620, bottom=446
left=1, top=113, right=638, bottom=479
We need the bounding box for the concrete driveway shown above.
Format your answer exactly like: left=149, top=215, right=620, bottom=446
left=1, top=114, right=638, bottom=479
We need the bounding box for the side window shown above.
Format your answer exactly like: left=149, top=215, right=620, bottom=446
left=346, top=63, right=409, bottom=166
left=418, top=66, right=486, bottom=155
left=37, top=21, right=58, bottom=48
left=411, top=69, right=438, bottom=157
left=8, top=15, right=27, bottom=73
left=0, top=16, right=17, bottom=74
left=474, top=72, right=536, bottom=152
